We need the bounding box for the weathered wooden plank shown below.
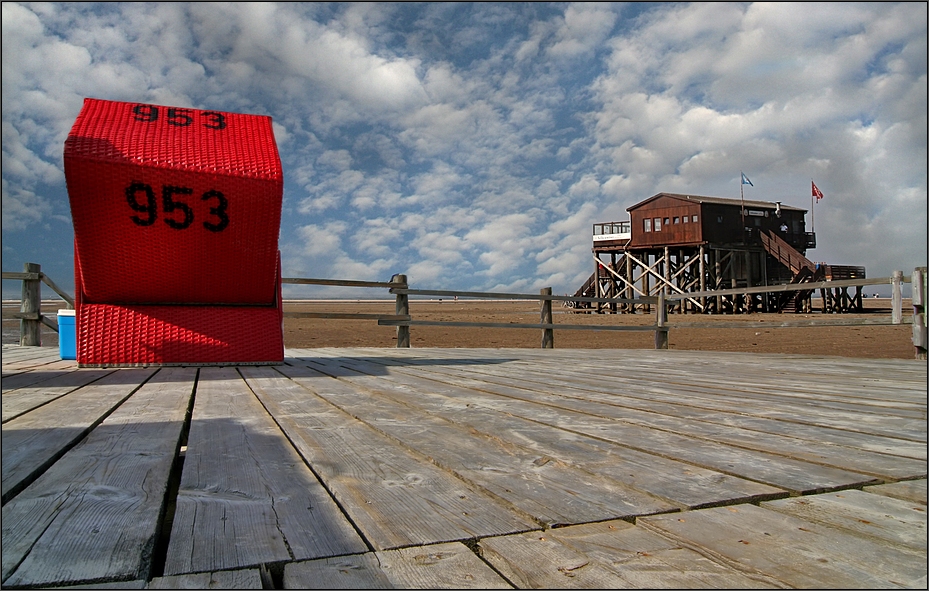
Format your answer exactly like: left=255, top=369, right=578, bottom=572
left=1, top=368, right=195, bottom=588
left=396, top=357, right=928, bottom=461
left=303, top=355, right=882, bottom=495
left=279, top=360, right=678, bottom=526
left=1, top=368, right=157, bottom=503
left=36, top=580, right=147, bottom=589
left=373, top=543, right=513, bottom=589
left=284, top=542, right=512, bottom=589
left=1, top=361, right=89, bottom=393
left=163, top=367, right=366, bottom=576
left=425, top=360, right=918, bottom=483
left=479, top=528, right=632, bottom=588
left=414, top=346, right=926, bottom=406
left=458, top=365, right=926, bottom=479
left=302, top=347, right=928, bottom=431
left=507, top=404, right=882, bottom=494
left=639, top=503, right=926, bottom=588
left=1, top=344, right=59, bottom=360
left=0, top=348, right=922, bottom=588
left=0, top=348, right=66, bottom=375
left=479, top=519, right=782, bottom=588
left=445, top=356, right=928, bottom=442
left=148, top=568, right=263, bottom=589
left=283, top=554, right=393, bottom=589
left=241, top=365, right=535, bottom=550
left=1, top=368, right=113, bottom=423
left=761, top=489, right=927, bottom=552
left=864, top=478, right=928, bottom=505
left=429, top=368, right=926, bottom=464
left=294, top=355, right=786, bottom=510
left=574, top=353, right=927, bottom=411
left=306, top=345, right=929, bottom=411
left=387, top=352, right=926, bottom=462
left=0, top=348, right=64, bottom=366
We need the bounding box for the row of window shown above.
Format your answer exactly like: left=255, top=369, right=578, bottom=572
left=643, top=214, right=698, bottom=232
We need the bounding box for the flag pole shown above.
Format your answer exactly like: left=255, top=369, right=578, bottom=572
left=740, top=171, right=746, bottom=240
left=811, top=178, right=815, bottom=232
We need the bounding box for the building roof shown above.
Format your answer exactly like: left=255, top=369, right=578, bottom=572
left=627, top=192, right=807, bottom=213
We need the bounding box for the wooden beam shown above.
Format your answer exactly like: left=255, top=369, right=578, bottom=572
left=1, top=272, right=41, bottom=281
left=666, top=276, right=900, bottom=301
left=282, top=277, right=401, bottom=289
left=540, top=287, right=553, bottom=349
left=20, top=263, right=41, bottom=346
left=40, top=274, right=74, bottom=308
left=377, top=319, right=659, bottom=332
left=625, top=252, right=704, bottom=310
left=392, top=274, right=410, bottom=348
left=593, top=256, right=645, bottom=297
left=283, top=312, right=410, bottom=321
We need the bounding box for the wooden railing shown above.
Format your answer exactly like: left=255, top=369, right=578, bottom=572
left=380, top=271, right=925, bottom=356
left=760, top=231, right=816, bottom=274
left=281, top=274, right=413, bottom=347
left=1, top=263, right=74, bottom=345
left=4, top=264, right=927, bottom=358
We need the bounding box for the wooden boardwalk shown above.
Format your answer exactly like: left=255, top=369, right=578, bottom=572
left=1, top=344, right=925, bottom=589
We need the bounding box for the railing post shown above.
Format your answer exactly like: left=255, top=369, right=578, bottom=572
left=391, top=274, right=410, bottom=348
left=913, top=267, right=927, bottom=360
left=654, top=291, right=669, bottom=349
left=20, top=262, right=42, bottom=346
left=891, top=270, right=903, bottom=324
left=541, top=287, right=553, bottom=349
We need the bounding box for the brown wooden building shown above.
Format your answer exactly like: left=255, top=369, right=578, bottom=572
left=626, top=193, right=813, bottom=251
left=577, top=193, right=864, bottom=314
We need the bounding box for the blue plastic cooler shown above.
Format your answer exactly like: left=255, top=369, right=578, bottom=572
left=58, top=309, right=76, bottom=360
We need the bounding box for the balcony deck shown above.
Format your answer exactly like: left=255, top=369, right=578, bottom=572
left=1, top=345, right=925, bottom=589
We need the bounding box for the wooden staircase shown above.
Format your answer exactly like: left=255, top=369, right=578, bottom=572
left=761, top=231, right=816, bottom=275
left=761, top=231, right=823, bottom=312
left=572, top=255, right=627, bottom=310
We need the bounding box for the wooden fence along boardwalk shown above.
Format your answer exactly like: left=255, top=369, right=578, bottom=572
left=1, top=345, right=926, bottom=589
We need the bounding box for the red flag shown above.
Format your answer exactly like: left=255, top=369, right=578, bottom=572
left=812, top=181, right=824, bottom=202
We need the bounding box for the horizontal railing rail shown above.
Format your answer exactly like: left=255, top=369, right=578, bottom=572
left=664, top=276, right=897, bottom=300
left=388, top=287, right=658, bottom=306
left=280, top=275, right=409, bottom=323
left=282, top=277, right=400, bottom=289
left=377, top=319, right=659, bottom=332
left=4, top=264, right=926, bottom=358
left=1, top=271, right=75, bottom=307
left=2, top=263, right=74, bottom=345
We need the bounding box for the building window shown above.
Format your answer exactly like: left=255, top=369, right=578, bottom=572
left=654, top=218, right=661, bottom=231
left=673, top=217, right=680, bottom=224
left=693, top=215, right=698, bottom=223
left=644, top=218, right=651, bottom=232
left=664, top=218, right=670, bottom=226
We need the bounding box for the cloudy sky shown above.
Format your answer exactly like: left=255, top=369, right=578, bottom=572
left=2, top=2, right=926, bottom=300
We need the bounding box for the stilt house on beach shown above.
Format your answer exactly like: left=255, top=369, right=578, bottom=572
left=573, top=192, right=866, bottom=314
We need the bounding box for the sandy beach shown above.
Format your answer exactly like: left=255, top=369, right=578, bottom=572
left=3, top=297, right=916, bottom=359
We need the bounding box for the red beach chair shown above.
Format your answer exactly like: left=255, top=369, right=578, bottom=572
left=64, top=98, right=284, bottom=365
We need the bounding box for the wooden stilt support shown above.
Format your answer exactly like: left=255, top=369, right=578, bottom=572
left=392, top=274, right=410, bottom=348
left=540, top=287, right=553, bottom=349
left=20, top=263, right=42, bottom=346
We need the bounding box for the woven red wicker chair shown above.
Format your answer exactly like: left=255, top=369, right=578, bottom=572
left=64, top=98, right=284, bottom=365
